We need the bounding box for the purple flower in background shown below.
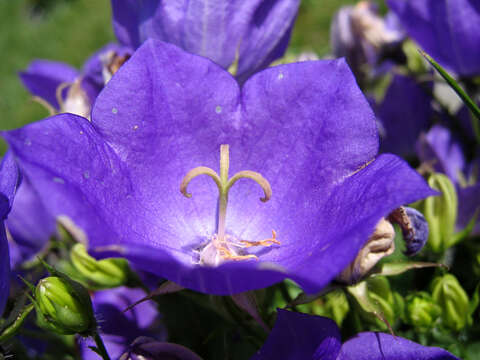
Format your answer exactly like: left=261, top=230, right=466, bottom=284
left=0, top=153, right=21, bottom=316
left=4, top=40, right=434, bottom=295
left=377, top=74, right=433, bottom=157
left=111, top=0, right=300, bottom=82
left=251, top=309, right=459, bottom=360
left=330, top=1, right=405, bottom=78
left=81, top=287, right=165, bottom=360
left=387, top=0, right=480, bottom=76
left=417, top=125, right=480, bottom=233
left=20, top=44, right=132, bottom=120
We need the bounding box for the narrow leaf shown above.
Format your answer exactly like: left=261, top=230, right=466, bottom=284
left=420, top=50, right=480, bottom=143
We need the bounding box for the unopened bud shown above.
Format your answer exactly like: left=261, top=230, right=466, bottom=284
left=432, top=274, right=470, bottom=331
left=366, top=276, right=404, bottom=327
left=34, top=276, right=96, bottom=335
left=70, top=243, right=132, bottom=289
left=311, top=289, right=350, bottom=326
left=424, top=173, right=458, bottom=253
left=405, top=292, right=442, bottom=330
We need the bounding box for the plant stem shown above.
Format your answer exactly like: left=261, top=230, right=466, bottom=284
left=92, top=331, right=111, bottom=360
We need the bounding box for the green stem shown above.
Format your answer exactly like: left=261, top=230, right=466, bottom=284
left=0, top=303, right=34, bottom=342
left=92, top=331, right=111, bottom=360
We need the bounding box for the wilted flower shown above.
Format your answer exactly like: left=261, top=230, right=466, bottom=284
left=251, top=309, right=459, bottom=359
left=387, top=0, right=480, bottom=76
left=0, top=153, right=20, bottom=316
left=81, top=287, right=166, bottom=360
left=4, top=40, right=434, bottom=295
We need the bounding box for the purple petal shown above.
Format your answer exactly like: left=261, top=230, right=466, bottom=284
left=378, top=74, right=433, bottom=157
left=416, top=125, right=465, bottom=185
left=110, top=0, right=300, bottom=80
left=124, top=337, right=203, bottom=360
left=81, top=43, right=133, bottom=105
left=0, top=153, right=21, bottom=316
left=387, top=0, right=480, bottom=76
left=337, top=332, right=459, bottom=360
left=6, top=175, right=55, bottom=266
left=251, top=309, right=341, bottom=360
left=81, top=287, right=165, bottom=360
left=19, top=60, right=79, bottom=110
left=457, top=184, right=480, bottom=235
left=4, top=40, right=434, bottom=295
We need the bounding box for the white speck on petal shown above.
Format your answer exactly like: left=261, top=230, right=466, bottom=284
left=83, top=171, right=90, bottom=179
left=278, top=73, right=284, bottom=80
left=215, top=105, right=222, bottom=114
left=133, top=125, right=139, bottom=131
left=112, top=107, right=118, bottom=114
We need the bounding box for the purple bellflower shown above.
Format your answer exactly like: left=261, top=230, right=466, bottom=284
left=252, top=309, right=459, bottom=360
left=111, top=0, right=300, bottom=83
left=387, top=0, right=480, bottom=76
left=377, top=74, right=433, bottom=157
left=20, top=44, right=132, bottom=120
left=330, top=1, right=405, bottom=78
left=81, top=287, right=166, bottom=360
left=4, top=40, right=435, bottom=295
left=0, top=153, right=21, bottom=316
left=417, top=125, right=480, bottom=233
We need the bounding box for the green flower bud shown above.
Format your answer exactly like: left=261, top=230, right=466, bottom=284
left=70, top=243, right=132, bottom=289
left=312, top=289, right=350, bottom=326
left=34, top=276, right=96, bottom=335
left=432, top=274, right=470, bottom=331
left=424, top=173, right=458, bottom=253
left=405, top=292, right=442, bottom=330
left=366, top=277, right=404, bottom=327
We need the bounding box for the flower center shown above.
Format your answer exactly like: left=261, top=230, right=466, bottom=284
left=180, top=144, right=280, bottom=266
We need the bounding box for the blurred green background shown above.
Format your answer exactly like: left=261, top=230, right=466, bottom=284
left=0, top=0, right=369, bottom=143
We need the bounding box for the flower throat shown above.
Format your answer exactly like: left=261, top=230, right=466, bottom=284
left=180, top=144, right=279, bottom=266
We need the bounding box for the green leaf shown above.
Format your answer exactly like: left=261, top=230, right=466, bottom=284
left=419, top=50, right=480, bottom=144
left=371, top=261, right=446, bottom=277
